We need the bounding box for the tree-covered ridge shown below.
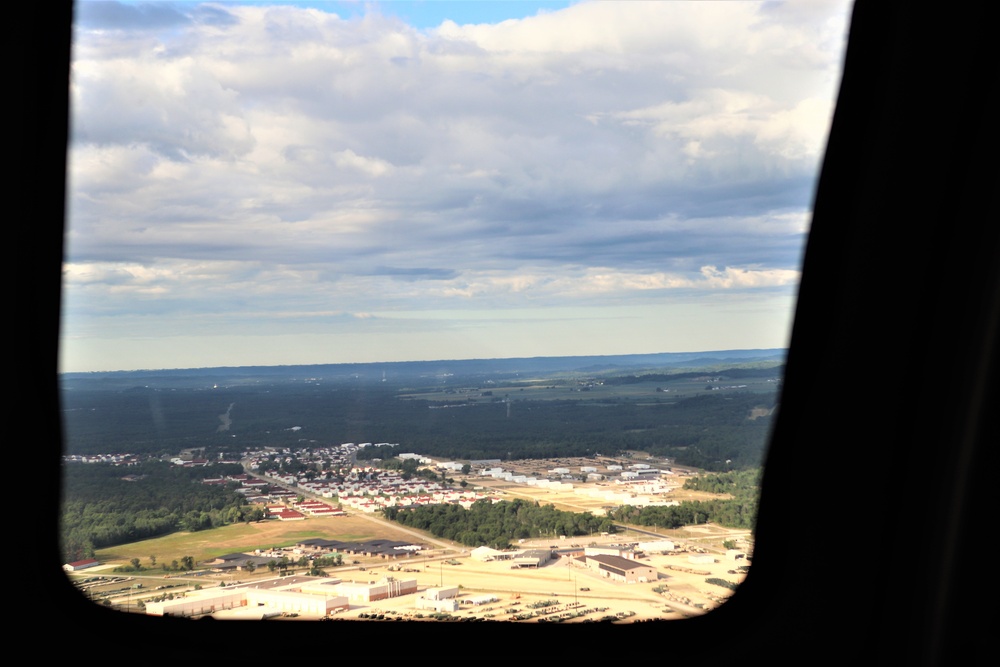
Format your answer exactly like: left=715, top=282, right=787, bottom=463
left=382, top=499, right=616, bottom=550
left=60, top=461, right=252, bottom=563
left=608, top=469, right=761, bottom=531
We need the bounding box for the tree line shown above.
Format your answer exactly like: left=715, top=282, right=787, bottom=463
left=608, top=468, right=761, bottom=531
left=383, top=498, right=617, bottom=550
left=60, top=460, right=254, bottom=563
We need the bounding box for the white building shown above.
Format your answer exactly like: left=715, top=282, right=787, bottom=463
left=144, top=587, right=349, bottom=618
left=336, top=577, right=418, bottom=603
left=424, top=586, right=459, bottom=600
left=638, top=540, right=675, bottom=554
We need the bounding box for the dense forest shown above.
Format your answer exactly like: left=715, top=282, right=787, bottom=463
left=382, top=498, right=616, bottom=550
left=608, top=469, right=761, bottom=531
left=62, top=380, right=778, bottom=472
left=60, top=461, right=255, bottom=563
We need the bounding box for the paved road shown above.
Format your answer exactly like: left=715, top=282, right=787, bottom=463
left=345, top=505, right=462, bottom=553
left=612, top=524, right=669, bottom=540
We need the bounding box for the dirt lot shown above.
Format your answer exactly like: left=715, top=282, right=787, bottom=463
left=318, top=541, right=749, bottom=623
left=472, top=475, right=726, bottom=514
left=466, top=454, right=725, bottom=514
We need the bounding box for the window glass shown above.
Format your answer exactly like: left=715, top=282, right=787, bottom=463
left=61, top=1, right=851, bottom=620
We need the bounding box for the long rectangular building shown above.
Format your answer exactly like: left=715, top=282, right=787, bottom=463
left=584, top=554, right=658, bottom=584
left=336, top=576, right=418, bottom=603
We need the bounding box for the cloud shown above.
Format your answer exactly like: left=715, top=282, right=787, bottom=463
left=63, top=1, right=851, bottom=370
left=698, top=265, right=801, bottom=289
left=332, top=149, right=394, bottom=176
left=74, top=1, right=193, bottom=31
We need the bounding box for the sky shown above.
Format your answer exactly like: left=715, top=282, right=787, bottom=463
left=61, top=0, right=852, bottom=373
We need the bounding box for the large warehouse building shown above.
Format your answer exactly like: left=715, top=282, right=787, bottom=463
left=583, top=554, right=658, bottom=584
left=144, top=586, right=349, bottom=618
left=336, top=576, right=418, bottom=603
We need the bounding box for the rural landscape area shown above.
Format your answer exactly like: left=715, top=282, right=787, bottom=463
left=61, top=350, right=775, bottom=623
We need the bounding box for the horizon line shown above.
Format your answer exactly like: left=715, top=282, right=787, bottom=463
left=59, top=347, right=787, bottom=375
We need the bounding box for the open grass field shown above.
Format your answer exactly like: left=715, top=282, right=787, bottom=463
left=93, top=514, right=441, bottom=566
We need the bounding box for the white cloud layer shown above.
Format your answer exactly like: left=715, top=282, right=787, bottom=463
left=62, top=0, right=851, bottom=371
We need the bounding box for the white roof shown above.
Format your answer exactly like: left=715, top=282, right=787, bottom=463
left=470, top=546, right=508, bottom=560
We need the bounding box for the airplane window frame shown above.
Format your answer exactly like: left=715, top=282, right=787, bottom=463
left=37, top=1, right=995, bottom=661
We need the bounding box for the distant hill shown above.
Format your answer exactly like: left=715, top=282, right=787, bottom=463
left=60, top=349, right=786, bottom=391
